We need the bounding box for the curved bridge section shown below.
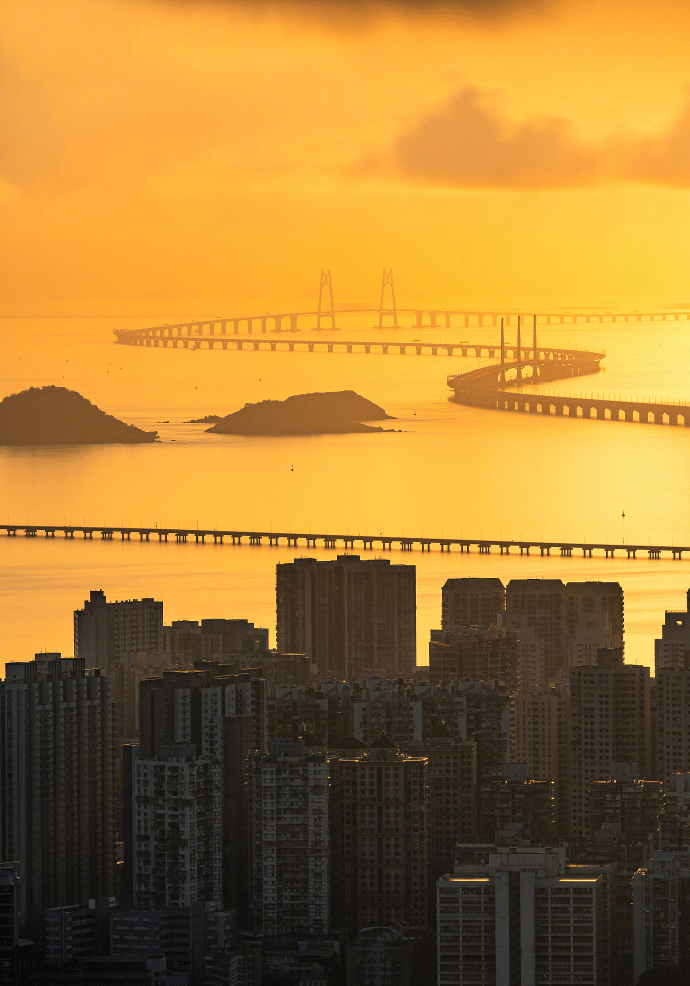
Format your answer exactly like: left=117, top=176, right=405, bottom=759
left=448, top=347, right=690, bottom=427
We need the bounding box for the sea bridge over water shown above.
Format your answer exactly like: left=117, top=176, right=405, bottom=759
left=113, top=305, right=690, bottom=347
left=3, top=523, right=688, bottom=560
left=111, top=267, right=690, bottom=426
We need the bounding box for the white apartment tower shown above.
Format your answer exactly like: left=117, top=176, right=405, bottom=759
left=248, top=741, right=329, bottom=940
left=437, top=847, right=605, bottom=986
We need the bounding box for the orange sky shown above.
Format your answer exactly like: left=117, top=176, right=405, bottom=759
left=4, top=0, right=690, bottom=313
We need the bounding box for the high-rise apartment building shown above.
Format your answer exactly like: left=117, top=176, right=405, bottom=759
left=0, top=863, right=20, bottom=986
left=125, top=667, right=266, bottom=918
left=633, top=851, right=690, bottom=982
left=513, top=683, right=570, bottom=837
left=126, top=743, right=222, bottom=911
left=655, top=668, right=690, bottom=787
left=505, top=579, right=567, bottom=680
left=164, top=618, right=268, bottom=664
left=74, top=590, right=163, bottom=669
left=330, top=735, right=429, bottom=934
left=441, top=578, right=505, bottom=630
left=248, top=741, right=329, bottom=940
left=585, top=766, right=662, bottom=869
left=437, top=847, right=605, bottom=986
left=415, top=723, right=477, bottom=888
left=457, top=680, right=512, bottom=786
left=568, top=649, right=651, bottom=838
left=276, top=555, right=416, bottom=677
left=566, top=582, right=624, bottom=667
left=655, top=589, right=690, bottom=672
left=0, top=655, right=115, bottom=930
left=428, top=627, right=519, bottom=692
left=479, top=763, right=555, bottom=847
left=658, top=773, right=690, bottom=852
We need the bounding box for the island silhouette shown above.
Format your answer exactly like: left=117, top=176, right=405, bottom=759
left=201, top=390, right=396, bottom=436
left=0, top=386, right=158, bottom=445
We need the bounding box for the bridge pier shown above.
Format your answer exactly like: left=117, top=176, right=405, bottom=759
left=214, top=534, right=224, bottom=543
left=583, top=548, right=592, bottom=557
left=195, top=534, right=205, bottom=543
left=605, top=548, right=615, bottom=557
left=520, top=546, right=530, bottom=555
left=440, top=542, right=450, bottom=552
left=401, top=540, right=413, bottom=551
left=560, top=547, right=572, bottom=556
left=141, top=531, right=149, bottom=540
left=176, top=533, right=187, bottom=542
left=649, top=548, right=661, bottom=558
left=479, top=543, right=490, bottom=554
left=102, top=531, right=113, bottom=539
left=249, top=535, right=262, bottom=545
left=232, top=535, right=242, bottom=544
left=324, top=538, right=336, bottom=548
left=626, top=548, right=636, bottom=558
left=499, top=544, right=510, bottom=554
left=26, top=528, right=37, bottom=537
left=540, top=546, right=550, bottom=555
left=673, top=549, right=683, bottom=559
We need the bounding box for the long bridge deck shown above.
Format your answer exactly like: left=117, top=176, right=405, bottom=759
left=112, top=306, right=690, bottom=343
left=3, top=524, right=687, bottom=560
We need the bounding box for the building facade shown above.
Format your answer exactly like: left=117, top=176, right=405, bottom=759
left=330, top=735, right=429, bottom=935
left=248, top=741, right=329, bottom=940
left=441, top=578, right=505, bottom=631
left=0, top=655, right=115, bottom=930
left=437, top=847, right=605, bottom=986
left=74, top=590, right=164, bottom=669
left=276, top=556, right=416, bottom=677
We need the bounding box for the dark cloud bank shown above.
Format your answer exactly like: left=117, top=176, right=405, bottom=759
left=358, top=88, right=690, bottom=190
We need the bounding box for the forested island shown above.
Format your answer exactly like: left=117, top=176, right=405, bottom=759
left=0, top=386, right=158, bottom=445
left=204, top=390, right=396, bottom=436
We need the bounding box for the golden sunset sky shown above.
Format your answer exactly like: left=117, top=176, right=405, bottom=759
left=4, top=0, right=690, bottom=312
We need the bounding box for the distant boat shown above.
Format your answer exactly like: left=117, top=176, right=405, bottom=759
left=622, top=511, right=625, bottom=518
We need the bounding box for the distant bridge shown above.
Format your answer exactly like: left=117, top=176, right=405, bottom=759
left=447, top=318, right=690, bottom=427
left=113, top=305, right=690, bottom=348
left=4, top=524, right=688, bottom=560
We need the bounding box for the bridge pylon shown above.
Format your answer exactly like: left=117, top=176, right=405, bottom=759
left=377, top=268, right=400, bottom=328
left=316, top=269, right=338, bottom=331
left=499, top=317, right=506, bottom=385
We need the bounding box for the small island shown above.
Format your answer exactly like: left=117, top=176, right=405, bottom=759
left=205, top=390, right=396, bottom=436
left=0, top=386, right=158, bottom=445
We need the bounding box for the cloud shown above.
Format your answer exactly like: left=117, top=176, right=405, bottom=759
left=356, top=86, right=690, bottom=190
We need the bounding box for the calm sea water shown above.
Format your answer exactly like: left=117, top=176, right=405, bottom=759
left=2, top=307, right=690, bottom=672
